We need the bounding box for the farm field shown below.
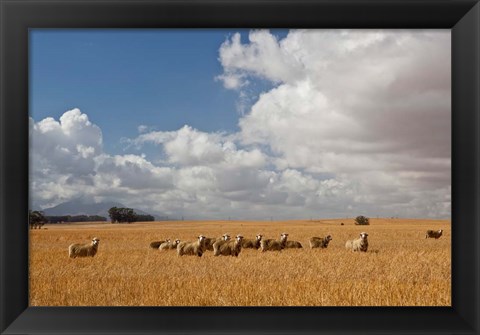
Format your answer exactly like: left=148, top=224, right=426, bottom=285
left=29, top=218, right=451, bottom=306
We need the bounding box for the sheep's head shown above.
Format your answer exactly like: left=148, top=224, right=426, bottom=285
left=236, top=235, right=244, bottom=243
left=92, top=237, right=100, bottom=246
left=223, top=234, right=231, bottom=241
left=280, top=233, right=289, bottom=240
left=326, top=235, right=332, bottom=241
left=438, top=230, right=443, bottom=234
left=360, top=232, right=368, bottom=240
left=173, top=239, right=180, bottom=246
left=256, top=234, right=263, bottom=241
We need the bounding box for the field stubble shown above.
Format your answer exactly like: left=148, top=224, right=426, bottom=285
left=29, top=218, right=450, bottom=306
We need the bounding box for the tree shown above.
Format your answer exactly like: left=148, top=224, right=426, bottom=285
left=108, top=207, right=118, bottom=223
left=354, top=215, right=370, bottom=225
left=29, top=210, right=46, bottom=229
left=122, top=208, right=136, bottom=223
left=108, top=207, right=121, bottom=223
left=108, top=207, right=137, bottom=223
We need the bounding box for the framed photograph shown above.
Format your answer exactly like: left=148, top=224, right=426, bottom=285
left=1, top=0, right=479, bottom=334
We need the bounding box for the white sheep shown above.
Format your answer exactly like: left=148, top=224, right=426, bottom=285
left=425, top=229, right=443, bottom=239
left=68, top=237, right=100, bottom=258
left=211, top=234, right=231, bottom=252
left=177, top=235, right=206, bottom=257
left=345, top=232, right=368, bottom=252
left=284, top=235, right=303, bottom=249
left=260, top=233, right=288, bottom=252
left=309, top=235, right=332, bottom=249
left=150, top=240, right=167, bottom=249
left=241, top=234, right=263, bottom=249
left=159, top=239, right=180, bottom=250
left=213, top=235, right=244, bottom=257
left=204, top=234, right=230, bottom=251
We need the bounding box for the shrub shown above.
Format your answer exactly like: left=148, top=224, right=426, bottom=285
left=354, top=215, right=370, bottom=225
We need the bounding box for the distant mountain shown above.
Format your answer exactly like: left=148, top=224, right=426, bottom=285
left=42, top=200, right=156, bottom=219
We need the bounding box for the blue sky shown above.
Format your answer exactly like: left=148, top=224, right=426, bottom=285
left=29, top=29, right=451, bottom=219
left=30, top=29, right=284, bottom=155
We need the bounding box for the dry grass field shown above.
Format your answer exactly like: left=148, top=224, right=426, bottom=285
left=29, top=218, right=450, bottom=306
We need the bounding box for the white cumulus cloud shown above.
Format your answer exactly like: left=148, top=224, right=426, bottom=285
left=30, top=29, right=451, bottom=219
left=219, top=29, right=451, bottom=218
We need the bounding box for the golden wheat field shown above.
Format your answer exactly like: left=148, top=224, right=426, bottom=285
left=29, top=218, right=451, bottom=306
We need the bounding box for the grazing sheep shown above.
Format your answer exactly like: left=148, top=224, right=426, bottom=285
left=284, top=239, right=303, bottom=249
left=211, top=234, right=232, bottom=252
left=309, top=235, right=333, bottom=249
left=214, top=235, right=244, bottom=257
left=159, top=239, right=180, bottom=250
left=150, top=240, right=167, bottom=249
left=260, top=233, right=288, bottom=252
left=177, top=235, right=206, bottom=257
left=69, top=237, right=100, bottom=258
left=345, top=232, right=369, bottom=252
left=241, top=234, right=263, bottom=249
left=204, top=234, right=230, bottom=251
left=425, top=229, right=443, bottom=239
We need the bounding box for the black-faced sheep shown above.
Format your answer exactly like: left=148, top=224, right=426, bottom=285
left=425, top=229, right=443, bottom=239
left=159, top=239, right=180, bottom=250
left=309, top=235, right=332, bottom=249
left=241, top=234, right=263, bottom=249
left=213, top=235, right=244, bottom=257
left=345, top=232, right=368, bottom=252
left=69, top=237, right=100, bottom=258
left=177, top=235, right=206, bottom=257
left=204, top=234, right=230, bottom=251
left=260, top=233, right=288, bottom=252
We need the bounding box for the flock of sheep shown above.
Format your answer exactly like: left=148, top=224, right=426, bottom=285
left=68, top=229, right=444, bottom=258
left=148, top=233, right=338, bottom=257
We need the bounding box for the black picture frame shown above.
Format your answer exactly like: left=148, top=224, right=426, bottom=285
left=1, top=0, right=479, bottom=334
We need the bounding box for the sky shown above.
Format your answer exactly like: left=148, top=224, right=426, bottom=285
left=29, top=29, right=451, bottom=220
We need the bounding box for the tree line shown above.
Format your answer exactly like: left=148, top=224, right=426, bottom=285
left=29, top=207, right=155, bottom=226
left=108, top=207, right=154, bottom=223
left=29, top=211, right=108, bottom=224
left=46, top=215, right=107, bottom=223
